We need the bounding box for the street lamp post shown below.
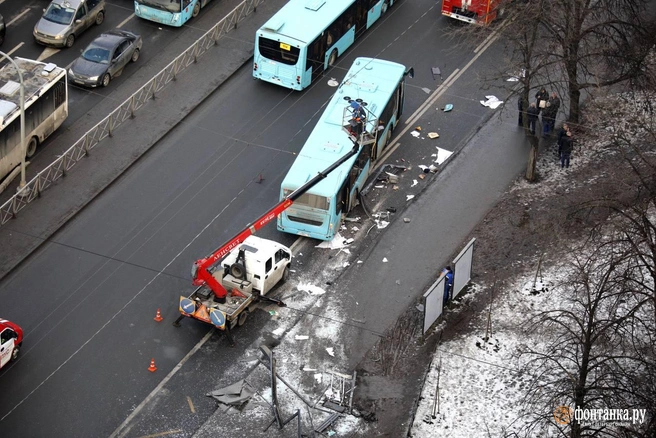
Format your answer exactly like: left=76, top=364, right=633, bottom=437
left=0, top=51, right=27, bottom=194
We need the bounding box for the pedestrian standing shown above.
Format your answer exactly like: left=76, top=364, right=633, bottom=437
left=442, top=266, right=454, bottom=307
left=517, top=96, right=524, bottom=126
left=542, top=92, right=560, bottom=137
left=535, top=87, right=548, bottom=114
left=560, top=131, right=573, bottom=168
left=557, top=123, right=569, bottom=157
left=527, top=102, right=539, bottom=136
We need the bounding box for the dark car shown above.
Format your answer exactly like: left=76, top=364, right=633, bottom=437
left=0, top=14, right=5, bottom=46
left=68, top=29, right=142, bottom=87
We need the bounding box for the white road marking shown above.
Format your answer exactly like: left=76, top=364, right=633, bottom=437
left=6, top=42, right=24, bottom=56
left=37, top=47, right=60, bottom=62
left=117, top=13, right=135, bottom=29
left=7, top=8, right=31, bottom=27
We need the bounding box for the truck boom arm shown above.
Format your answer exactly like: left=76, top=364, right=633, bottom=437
left=191, top=142, right=360, bottom=299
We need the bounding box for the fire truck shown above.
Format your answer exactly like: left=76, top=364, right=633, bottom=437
left=173, top=140, right=362, bottom=337
left=0, top=319, right=23, bottom=370
left=441, top=0, right=502, bottom=25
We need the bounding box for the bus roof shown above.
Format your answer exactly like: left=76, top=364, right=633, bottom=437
left=282, top=57, right=407, bottom=197
left=0, top=58, right=66, bottom=130
left=258, top=0, right=354, bottom=46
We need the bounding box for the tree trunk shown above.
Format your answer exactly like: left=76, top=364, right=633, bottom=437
left=525, top=135, right=539, bottom=181
left=568, top=85, right=581, bottom=125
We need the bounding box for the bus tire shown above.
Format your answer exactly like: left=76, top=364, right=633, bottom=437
left=65, top=34, right=75, bottom=48
left=95, top=11, right=104, bottom=26
left=328, top=50, right=337, bottom=68
left=237, top=310, right=249, bottom=327
left=26, top=137, right=38, bottom=159
left=384, top=129, right=392, bottom=148
left=102, top=73, right=111, bottom=87
left=230, top=262, right=246, bottom=279
left=382, top=0, right=389, bottom=14
left=192, top=2, right=201, bottom=17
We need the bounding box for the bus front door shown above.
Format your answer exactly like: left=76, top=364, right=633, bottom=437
left=181, top=0, right=195, bottom=21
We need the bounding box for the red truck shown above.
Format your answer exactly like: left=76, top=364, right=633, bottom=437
left=0, top=319, right=23, bottom=370
left=441, top=0, right=502, bottom=25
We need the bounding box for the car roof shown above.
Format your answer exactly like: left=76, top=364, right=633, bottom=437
left=90, top=31, right=127, bottom=49
left=50, top=0, right=84, bottom=9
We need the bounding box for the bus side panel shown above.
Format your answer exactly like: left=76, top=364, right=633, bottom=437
left=366, top=0, right=384, bottom=28
left=324, top=28, right=355, bottom=70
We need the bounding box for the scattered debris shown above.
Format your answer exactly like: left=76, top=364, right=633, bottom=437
left=327, top=78, right=339, bottom=87
left=416, top=304, right=425, bottom=312
left=428, top=132, right=439, bottom=139
left=207, top=380, right=253, bottom=406
left=396, top=279, right=401, bottom=285
left=326, top=347, right=335, bottom=357
left=434, top=147, right=453, bottom=165
left=411, top=130, right=420, bottom=138
left=404, top=218, right=411, bottom=223
left=480, top=95, right=504, bottom=109
left=385, top=172, right=400, bottom=184
left=345, top=238, right=355, bottom=244
left=415, top=126, right=421, bottom=131
left=316, top=233, right=350, bottom=249
left=303, top=366, right=317, bottom=372
left=418, top=174, right=426, bottom=180
left=272, top=327, right=285, bottom=336
left=351, top=226, right=359, bottom=231
left=411, top=179, right=418, bottom=187
left=443, top=104, right=453, bottom=112
left=298, top=283, right=326, bottom=296
left=386, top=207, right=397, bottom=213
left=382, top=257, right=389, bottom=263
left=357, top=260, right=363, bottom=264
left=295, top=335, right=309, bottom=340
left=344, top=216, right=361, bottom=222
left=406, top=194, right=415, bottom=201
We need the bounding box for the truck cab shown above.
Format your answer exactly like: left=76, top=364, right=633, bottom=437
left=0, top=319, right=23, bottom=370
left=219, top=235, right=292, bottom=295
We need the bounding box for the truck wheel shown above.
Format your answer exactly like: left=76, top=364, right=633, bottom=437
left=230, top=262, right=245, bottom=279
left=282, top=266, right=290, bottom=283
left=11, top=344, right=20, bottom=361
left=237, top=310, right=249, bottom=327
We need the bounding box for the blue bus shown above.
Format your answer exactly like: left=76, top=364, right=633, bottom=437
left=253, top=0, right=395, bottom=90
left=277, top=57, right=413, bottom=240
left=134, top=0, right=213, bottom=27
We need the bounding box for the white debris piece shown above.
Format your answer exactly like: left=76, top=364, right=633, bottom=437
left=343, top=262, right=350, bottom=268
left=314, top=373, right=323, bottom=383
left=326, top=347, right=335, bottom=357
left=351, top=226, right=359, bottom=232
left=346, top=238, right=354, bottom=244
left=295, top=335, right=309, bottom=340
left=357, top=260, right=363, bottom=264
left=297, top=283, right=326, bottom=296
left=406, top=194, right=415, bottom=201
left=435, top=147, right=453, bottom=165
left=303, top=367, right=317, bottom=372
left=272, top=327, right=285, bottom=336
left=480, top=95, right=504, bottom=109
left=382, top=257, right=389, bottom=263
left=376, top=220, right=390, bottom=229
left=411, top=179, right=418, bottom=187
left=411, top=130, right=421, bottom=138
left=327, top=78, right=339, bottom=87
left=339, top=248, right=351, bottom=255
left=316, top=232, right=349, bottom=249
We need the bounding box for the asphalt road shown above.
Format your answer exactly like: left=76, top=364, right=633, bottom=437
left=0, top=0, right=509, bottom=436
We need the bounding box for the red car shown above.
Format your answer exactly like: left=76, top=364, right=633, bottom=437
left=0, top=319, right=23, bottom=370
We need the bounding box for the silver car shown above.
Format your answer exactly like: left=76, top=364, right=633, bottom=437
left=68, top=30, right=142, bottom=88
left=34, top=0, right=105, bottom=48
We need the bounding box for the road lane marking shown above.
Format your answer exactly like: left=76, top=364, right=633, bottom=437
left=37, top=47, right=60, bottom=62
left=117, top=13, right=135, bottom=29
left=6, top=42, right=24, bottom=56
left=186, top=396, right=195, bottom=413
left=7, top=8, right=30, bottom=27
left=136, top=430, right=183, bottom=438
left=108, top=330, right=213, bottom=438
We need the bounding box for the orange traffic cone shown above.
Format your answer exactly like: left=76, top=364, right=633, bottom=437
left=148, top=358, right=157, bottom=372
left=154, top=308, right=163, bottom=322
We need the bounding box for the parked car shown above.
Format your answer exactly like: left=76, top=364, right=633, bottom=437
left=0, top=14, right=5, bottom=46
left=0, top=319, right=23, bottom=370
left=33, top=0, right=105, bottom=48
left=68, top=29, right=142, bottom=87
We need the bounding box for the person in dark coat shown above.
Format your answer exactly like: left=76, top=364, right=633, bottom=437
left=535, top=87, right=548, bottom=113
left=556, top=123, right=569, bottom=156
left=560, top=131, right=573, bottom=168
left=517, top=96, right=524, bottom=126
left=443, top=266, right=454, bottom=307
left=542, top=92, right=561, bottom=137
left=527, top=102, right=539, bottom=135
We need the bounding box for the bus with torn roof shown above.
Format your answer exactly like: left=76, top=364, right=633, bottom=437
left=253, top=0, right=395, bottom=90
left=0, top=58, right=68, bottom=190
left=277, top=57, right=413, bottom=240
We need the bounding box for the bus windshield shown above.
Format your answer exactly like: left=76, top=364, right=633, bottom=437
left=136, top=0, right=182, bottom=13
left=258, top=37, right=300, bottom=66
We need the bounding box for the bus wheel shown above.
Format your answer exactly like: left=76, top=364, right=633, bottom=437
left=382, top=0, right=389, bottom=14
left=192, top=2, right=201, bottom=17
left=328, top=50, right=337, bottom=68
left=95, top=11, right=104, bottom=26
left=102, top=73, right=111, bottom=87
left=237, top=310, right=249, bottom=327
left=26, top=137, right=38, bottom=158
left=65, top=34, right=75, bottom=48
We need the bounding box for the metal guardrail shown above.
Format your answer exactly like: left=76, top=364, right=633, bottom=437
left=0, top=0, right=264, bottom=226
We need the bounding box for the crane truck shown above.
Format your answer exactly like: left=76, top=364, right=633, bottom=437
left=173, top=139, right=363, bottom=336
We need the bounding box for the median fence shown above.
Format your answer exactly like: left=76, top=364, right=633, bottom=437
left=0, top=0, right=264, bottom=226
left=422, top=238, right=475, bottom=334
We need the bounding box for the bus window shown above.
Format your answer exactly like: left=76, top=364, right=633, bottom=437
left=258, top=37, right=300, bottom=65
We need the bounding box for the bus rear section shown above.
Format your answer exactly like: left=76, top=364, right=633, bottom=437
left=441, top=0, right=500, bottom=25
left=253, top=0, right=395, bottom=91
left=134, top=0, right=210, bottom=27
left=278, top=57, right=410, bottom=240
left=0, top=58, right=68, bottom=187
